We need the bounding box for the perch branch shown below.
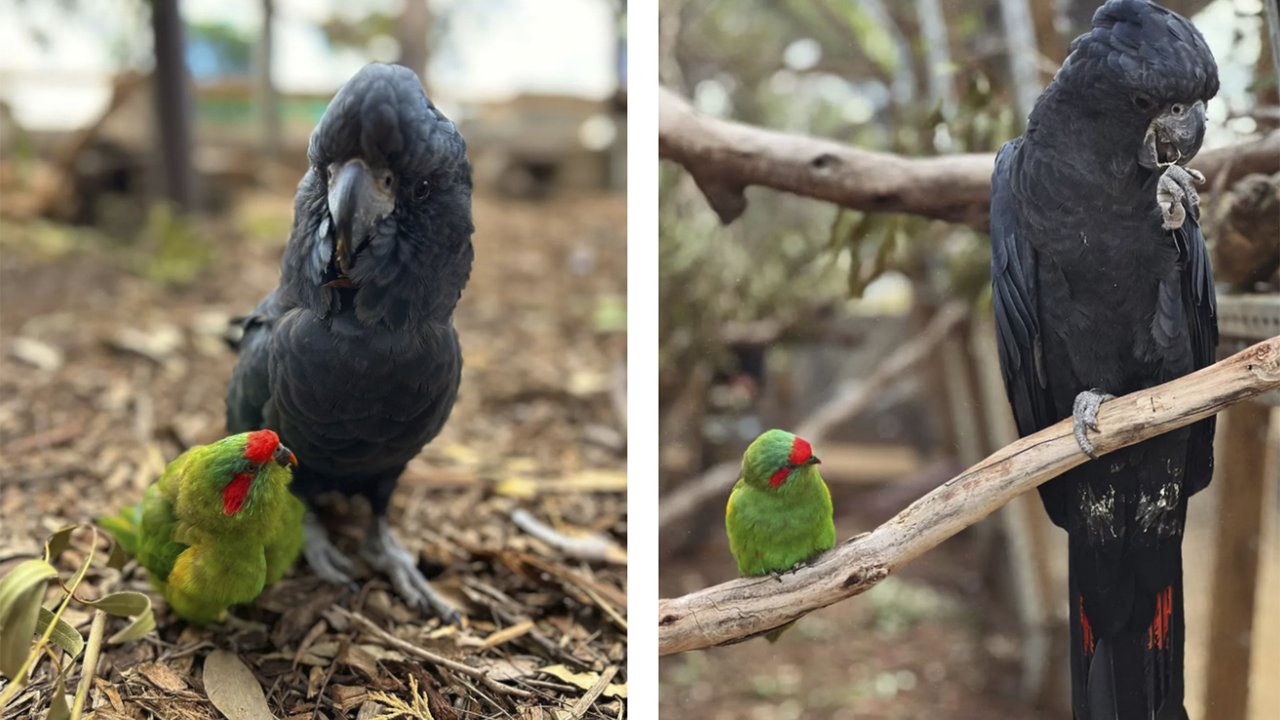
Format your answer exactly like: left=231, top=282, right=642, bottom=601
left=658, top=302, right=968, bottom=532
left=658, top=336, right=1280, bottom=656
left=658, top=86, right=1280, bottom=228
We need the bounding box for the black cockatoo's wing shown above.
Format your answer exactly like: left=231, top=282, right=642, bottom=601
left=990, top=139, right=1067, bottom=526
left=1172, top=198, right=1217, bottom=496
left=990, top=140, right=1055, bottom=433
left=227, top=289, right=288, bottom=433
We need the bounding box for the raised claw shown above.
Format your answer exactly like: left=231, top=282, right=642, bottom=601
left=1157, top=165, right=1204, bottom=230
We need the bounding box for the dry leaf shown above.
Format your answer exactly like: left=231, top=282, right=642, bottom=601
left=472, top=655, right=540, bottom=681
left=138, top=662, right=187, bottom=693
left=203, top=649, right=274, bottom=720
left=537, top=664, right=627, bottom=699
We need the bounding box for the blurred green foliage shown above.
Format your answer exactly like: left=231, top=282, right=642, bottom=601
left=659, top=0, right=1016, bottom=404
left=134, top=202, right=216, bottom=285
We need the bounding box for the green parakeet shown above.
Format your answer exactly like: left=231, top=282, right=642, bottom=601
left=98, top=429, right=305, bottom=625
left=725, top=429, right=836, bottom=641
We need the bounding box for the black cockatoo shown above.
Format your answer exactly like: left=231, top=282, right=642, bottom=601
left=226, top=63, right=473, bottom=622
left=990, top=1, right=1218, bottom=717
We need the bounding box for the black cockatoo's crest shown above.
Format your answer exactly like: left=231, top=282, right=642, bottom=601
left=1056, top=0, right=1218, bottom=110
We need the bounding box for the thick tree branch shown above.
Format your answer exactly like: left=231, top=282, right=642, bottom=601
left=657, top=336, right=1280, bottom=656
left=659, top=86, right=1280, bottom=228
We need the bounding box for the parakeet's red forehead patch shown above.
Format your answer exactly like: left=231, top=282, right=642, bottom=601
left=788, top=437, right=813, bottom=466
left=244, top=429, right=280, bottom=464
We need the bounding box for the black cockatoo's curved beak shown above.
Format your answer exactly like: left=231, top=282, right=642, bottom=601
left=1139, top=101, right=1206, bottom=169
left=274, top=443, right=298, bottom=468
left=327, top=159, right=395, bottom=275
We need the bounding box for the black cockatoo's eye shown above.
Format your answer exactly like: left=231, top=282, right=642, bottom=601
left=1170, top=103, right=1186, bottom=117
left=414, top=180, right=431, bottom=200
left=1132, top=93, right=1156, bottom=112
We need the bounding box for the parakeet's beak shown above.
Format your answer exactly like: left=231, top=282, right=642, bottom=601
left=273, top=443, right=298, bottom=468
left=1139, top=101, right=1206, bottom=169
left=327, top=159, right=396, bottom=276
left=806, top=456, right=821, bottom=466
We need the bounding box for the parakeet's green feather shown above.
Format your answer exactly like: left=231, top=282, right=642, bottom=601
left=725, top=429, right=836, bottom=642
left=96, top=431, right=305, bottom=625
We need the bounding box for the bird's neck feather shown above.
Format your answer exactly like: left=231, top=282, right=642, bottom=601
left=1024, top=87, right=1153, bottom=196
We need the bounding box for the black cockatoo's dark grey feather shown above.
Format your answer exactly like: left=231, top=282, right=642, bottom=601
left=227, top=63, right=473, bottom=621
left=990, top=2, right=1217, bottom=718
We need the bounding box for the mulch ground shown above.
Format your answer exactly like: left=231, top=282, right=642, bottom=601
left=0, top=190, right=628, bottom=719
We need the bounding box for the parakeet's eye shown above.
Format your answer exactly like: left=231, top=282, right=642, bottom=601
left=414, top=180, right=431, bottom=200
left=1132, top=93, right=1156, bottom=112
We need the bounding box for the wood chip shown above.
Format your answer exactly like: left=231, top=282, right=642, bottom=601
left=330, top=684, right=367, bottom=711
left=567, top=665, right=620, bottom=718
left=479, top=619, right=536, bottom=649
left=339, top=643, right=380, bottom=679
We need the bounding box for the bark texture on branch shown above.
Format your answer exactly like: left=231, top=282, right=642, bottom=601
left=659, top=87, right=1280, bottom=228
left=657, top=336, right=1280, bottom=656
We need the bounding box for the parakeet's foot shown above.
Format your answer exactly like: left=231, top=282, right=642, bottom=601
left=1072, top=388, right=1115, bottom=459
left=361, top=517, right=461, bottom=626
left=302, top=512, right=357, bottom=585
left=1156, top=165, right=1204, bottom=230
left=768, top=570, right=784, bottom=583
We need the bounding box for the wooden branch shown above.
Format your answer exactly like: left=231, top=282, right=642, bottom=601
left=658, top=86, right=1280, bottom=228
left=657, top=336, right=1280, bottom=656
left=657, top=302, right=968, bottom=532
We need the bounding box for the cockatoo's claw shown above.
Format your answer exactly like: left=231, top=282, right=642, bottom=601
left=1072, top=388, right=1115, bottom=459
left=302, top=512, right=357, bottom=585
left=1156, top=165, right=1204, bottom=230
left=361, top=517, right=461, bottom=624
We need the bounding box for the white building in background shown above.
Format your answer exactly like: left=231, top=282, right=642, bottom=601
left=0, top=0, right=618, bottom=133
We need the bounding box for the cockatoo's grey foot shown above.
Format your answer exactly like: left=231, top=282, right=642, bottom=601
left=1157, top=165, right=1205, bottom=230
left=1072, top=388, right=1115, bottom=459
left=361, top=517, right=461, bottom=625
left=302, top=512, right=357, bottom=585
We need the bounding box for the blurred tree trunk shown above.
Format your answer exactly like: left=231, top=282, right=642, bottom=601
left=999, top=0, right=1041, bottom=127
left=1030, top=0, right=1067, bottom=65
left=397, top=0, right=432, bottom=86
left=609, top=0, right=627, bottom=191
left=256, top=0, right=280, bottom=164
left=151, top=0, right=196, bottom=212
left=1262, top=0, right=1280, bottom=130
left=914, top=0, right=956, bottom=117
